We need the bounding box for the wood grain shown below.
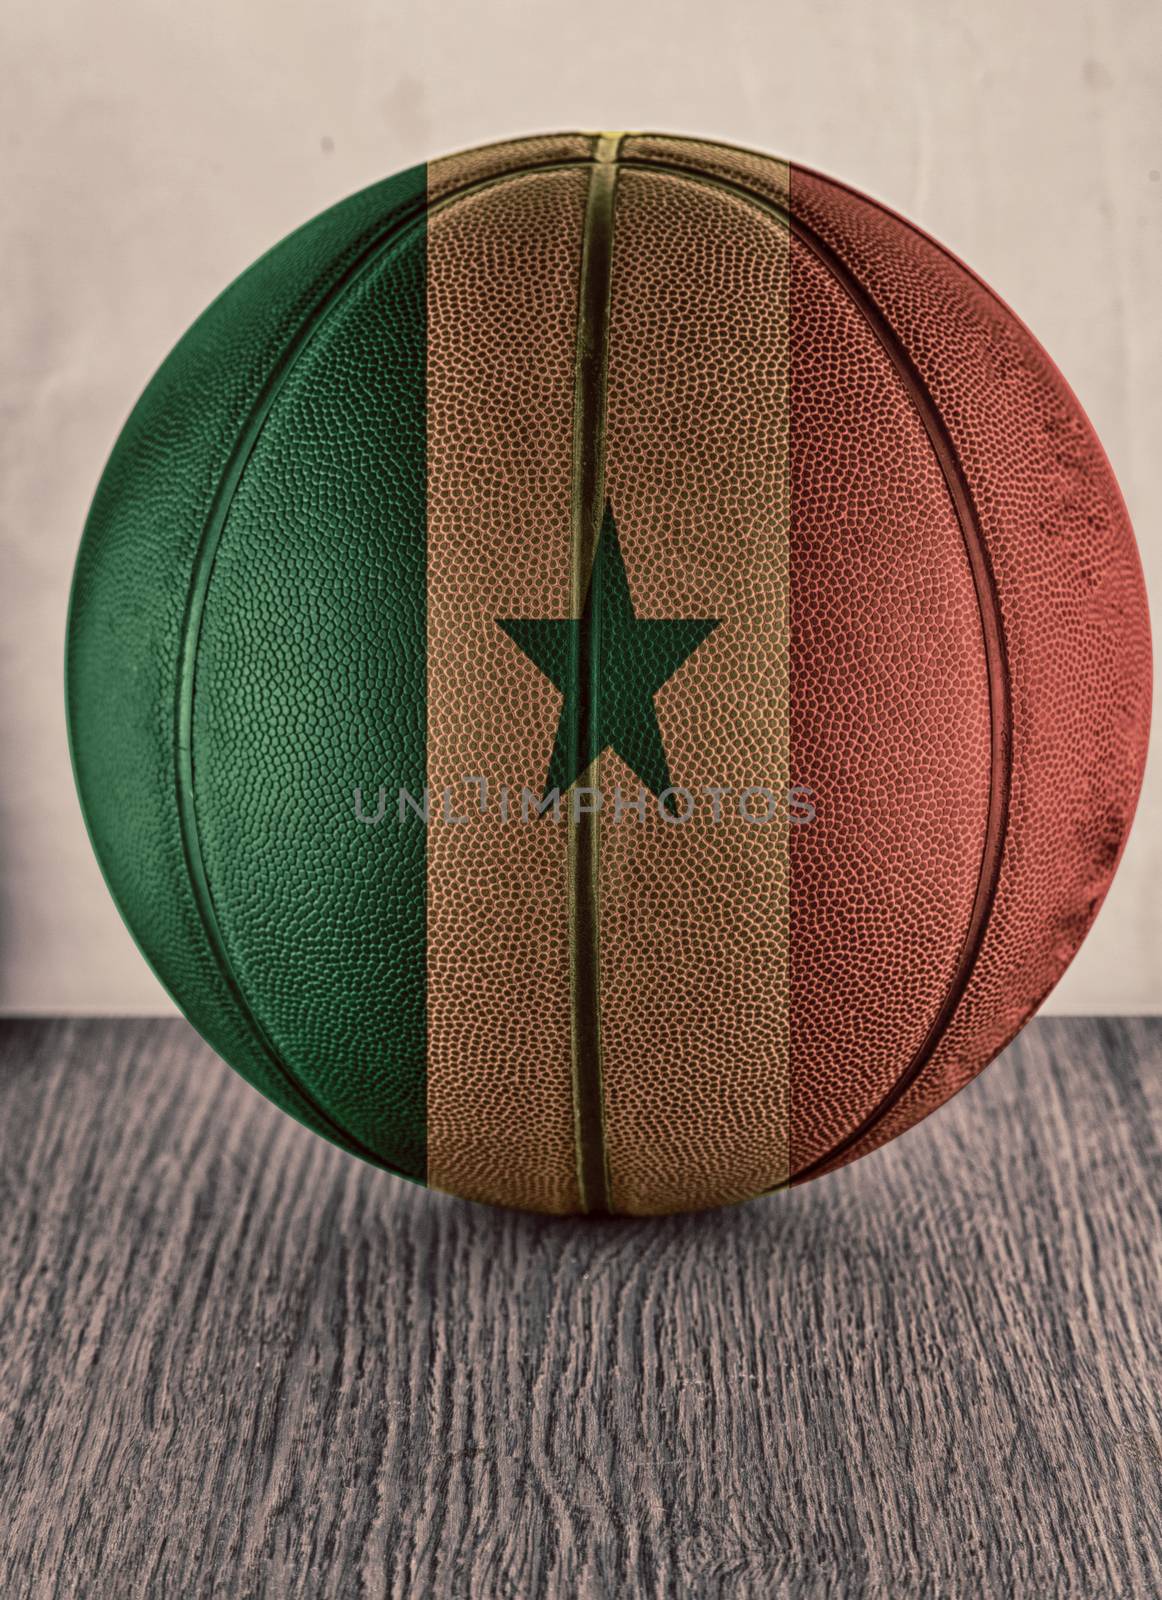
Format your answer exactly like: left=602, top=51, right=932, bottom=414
left=0, top=1018, right=1158, bottom=1598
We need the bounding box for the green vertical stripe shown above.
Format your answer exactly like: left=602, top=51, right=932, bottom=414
left=381, top=182, right=429, bottom=1177
left=173, top=166, right=430, bottom=1178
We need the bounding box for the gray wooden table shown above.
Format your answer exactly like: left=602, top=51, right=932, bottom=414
left=0, top=1017, right=1158, bottom=1598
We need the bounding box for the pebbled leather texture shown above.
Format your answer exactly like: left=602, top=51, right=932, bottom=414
left=598, top=168, right=793, bottom=1214
left=424, top=165, right=587, bottom=1212
left=68, top=133, right=1151, bottom=1213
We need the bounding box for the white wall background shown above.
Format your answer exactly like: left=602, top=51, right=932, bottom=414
left=1, top=0, right=1158, bottom=1013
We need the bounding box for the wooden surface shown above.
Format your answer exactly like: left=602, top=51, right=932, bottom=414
left=0, top=1018, right=1158, bottom=1598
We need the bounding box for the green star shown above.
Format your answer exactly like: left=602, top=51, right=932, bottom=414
left=498, top=503, right=719, bottom=798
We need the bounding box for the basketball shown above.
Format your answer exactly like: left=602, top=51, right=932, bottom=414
left=67, top=132, right=1151, bottom=1214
